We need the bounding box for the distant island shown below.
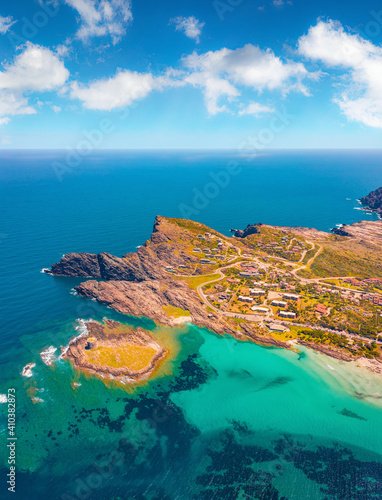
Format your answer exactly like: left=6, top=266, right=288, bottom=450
left=360, top=186, right=382, bottom=217
left=46, top=215, right=382, bottom=376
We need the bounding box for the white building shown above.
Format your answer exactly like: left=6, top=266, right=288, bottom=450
left=238, top=296, right=254, bottom=303
left=279, top=311, right=297, bottom=319
left=251, top=306, right=269, bottom=313
left=283, top=293, right=300, bottom=301
left=271, top=300, right=287, bottom=308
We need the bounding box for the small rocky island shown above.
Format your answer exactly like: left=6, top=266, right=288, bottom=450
left=63, top=319, right=167, bottom=382
left=360, top=186, right=382, bottom=217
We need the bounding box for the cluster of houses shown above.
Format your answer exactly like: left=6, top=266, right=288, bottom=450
left=362, top=293, right=382, bottom=306
left=239, top=262, right=267, bottom=278
left=313, top=284, right=382, bottom=307
left=192, top=234, right=227, bottom=265
left=344, top=277, right=382, bottom=289
left=256, top=238, right=305, bottom=256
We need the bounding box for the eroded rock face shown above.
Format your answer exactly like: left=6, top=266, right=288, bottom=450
left=49, top=252, right=102, bottom=277
left=234, top=224, right=262, bottom=238
left=360, top=187, right=382, bottom=215
left=74, top=278, right=236, bottom=335
left=47, top=216, right=198, bottom=281
left=331, top=227, right=353, bottom=237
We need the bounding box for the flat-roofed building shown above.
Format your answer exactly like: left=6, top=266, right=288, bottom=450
left=279, top=311, right=297, bottom=319
left=251, top=306, right=268, bottom=313
left=271, top=300, right=287, bottom=308
left=238, top=295, right=254, bottom=303
left=283, top=293, right=300, bottom=301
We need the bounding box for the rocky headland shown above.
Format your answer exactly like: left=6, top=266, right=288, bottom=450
left=360, top=187, right=382, bottom=217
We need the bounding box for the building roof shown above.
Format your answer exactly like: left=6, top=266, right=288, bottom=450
left=315, top=304, right=327, bottom=314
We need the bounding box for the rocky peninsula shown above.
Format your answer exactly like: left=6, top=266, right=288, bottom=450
left=47, top=215, right=382, bottom=370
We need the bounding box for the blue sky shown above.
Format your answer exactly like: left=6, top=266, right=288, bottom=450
left=0, top=0, right=382, bottom=149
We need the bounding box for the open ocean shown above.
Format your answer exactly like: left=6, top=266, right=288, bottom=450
left=1, top=150, right=382, bottom=500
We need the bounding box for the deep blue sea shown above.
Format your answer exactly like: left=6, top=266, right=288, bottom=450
left=1, top=150, right=382, bottom=500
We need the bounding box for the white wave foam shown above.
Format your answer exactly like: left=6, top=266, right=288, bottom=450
left=40, top=268, right=50, bottom=274
left=0, top=394, right=7, bottom=403
left=59, top=319, right=92, bottom=360
left=32, top=397, right=44, bottom=404
left=40, top=346, right=57, bottom=366
left=22, top=363, right=36, bottom=378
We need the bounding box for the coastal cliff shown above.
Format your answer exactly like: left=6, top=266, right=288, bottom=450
left=360, top=187, right=382, bottom=217
left=46, top=216, right=199, bottom=281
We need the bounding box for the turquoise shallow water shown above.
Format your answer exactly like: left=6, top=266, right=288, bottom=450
left=1, top=150, right=382, bottom=499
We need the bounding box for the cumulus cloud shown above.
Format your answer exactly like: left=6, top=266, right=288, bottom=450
left=298, top=19, right=382, bottom=127
left=0, top=42, right=69, bottom=122
left=182, top=44, right=313, bottom=115
left=239, top=102, right=275, bottom=116
left=170, top=16, right=205, bottom=43
left=70, top=70, right=158, bottom=110
left=0, top=15, right=16, bottom=35
left=65, top=0, right=133, bottom=44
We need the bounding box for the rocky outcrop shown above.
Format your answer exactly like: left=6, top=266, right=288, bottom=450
left=331, top=226, right=353, bottom=237
left=360, top=187, right=382, bottom=216
left=63, top=320, right=167, bottom=380
left=47, top=216, right=199, bottom=281
left=48, top=252, right=102, bottom=277
left=234, top=223, right=262, bottom=238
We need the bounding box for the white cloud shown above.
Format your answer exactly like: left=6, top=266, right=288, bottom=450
left=70, top=70, right=156, bottom=110
left=52, top=105, right=62, bottom=113
left=183, top=44, right=312, bottom=115
left=1, top=135, right=11, bottom=144
left=273, top=0, right=293, bottom=6
left=65, top=0, right=133, bottom=44
left=0, top=117, right=10, bottom=125
left=0, top=15, right=16, bottom=35
left=298, top=20, right=382, bottom=127
left=239, top=102, right=275, bottom=116
left=0, top=42, right=69, bottom=92
left=0, top=42, right=69, bottom=122
left=170, top=16, right=205, bottom=43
